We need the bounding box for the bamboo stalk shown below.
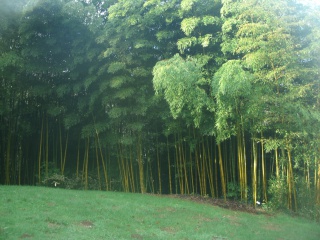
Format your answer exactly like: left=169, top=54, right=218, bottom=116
left=195, top=144, right=201, bottom=195
left=85, top=137, right=89, bottom=190
left=45, top=117, right=49, bottom=179
left=129, top=146, right=135, bottom=192
left=174, top=134, right=182, bottom=194
left=201, top=139, right=207, bottom=196
left=317, top=158, right=320, bottom=205
left=119, top=144, right=129, bottom=192
left=182, top=138, right=189, bottom=194
left=116, top=144, right=123, bottom=191
left=76, top=138, right=80, bottom=178
left=252, top=137, right=258, bottom=207
left=59, top=121, right=63, bottom=174
left=38, top=117, right=44, bottom=184
left=261, top=133, right=267, bottom=202
left=287, top=147, right=297, bottom=211
left=189, top=144, right=195, bottom=195
left=237, top=129, right=244, bottom=200
left=99, top=143, right=109, bottom=191
left=18, top=143, right=22, bottom=185
left=5, top=130, right=12, bottom=185
left=214, top=144, right=218, bottom=198
left=156, top=141, right=162, bottom=194
left=218, top=143, right=226, bottom=201
left=207, top=138, right=215, bottom=198
left=167, top=136, right=172, bottom=194
left=61, top=132, right=69, bottom=175
left=242, top=127, right=247, bottom=202
left=275, top=148, right=279, bottom=179
left=137, top=133, right=145, bottom=193
left=94, top=135, right=102, bottom=190
left=149, top=159, right=155, bottom=193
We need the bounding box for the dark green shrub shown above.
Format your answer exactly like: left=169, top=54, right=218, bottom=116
left=268, top=176, right=288, bottom=210
left=227, top=182, right=241, bottom=200
left=295, top=179, right=320, bottom=221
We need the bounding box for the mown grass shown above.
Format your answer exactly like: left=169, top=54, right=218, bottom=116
left=0, top=186, right=319, bottom=240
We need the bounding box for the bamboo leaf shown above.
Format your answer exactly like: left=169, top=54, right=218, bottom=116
left=107, top=62, right=126, bottom=74
left=181, top=17, right=200, bottom=36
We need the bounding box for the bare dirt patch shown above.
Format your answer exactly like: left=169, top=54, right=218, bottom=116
left=47, top=202, right=56, bottom=207
left=161, top=226, right=177, bottom=234
left=131, top=233, right=143, bottom=239
left=19, top=233, right=33, bottom=239
left=79, top=220, right=94, bottom=228
left=45, top=218, right=65, bottom=228
left=194, top=215, right=218, bottom=223
left=263, top=223, right=281, bottom=231
left=158, top=194, right=269, bottom=215
left=47, top=222, right=61, bottom=229
left=156, top=206, right=176, bottom=213
left=223, top=215, right=241, bottom=226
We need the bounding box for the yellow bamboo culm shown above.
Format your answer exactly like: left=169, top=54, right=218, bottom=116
left=261, top=133, right=267, bottom=203
left=38, top=117, right=44, bottom=184
left=207, top=138, right=215, bottom=198
left=76, top=139, right=80, bottom=178
left=83, top=137, right=89, bottom=190
left=61, top=132, right=69, bottom=176
left=167, top=137, right=172, bottom=194
left=182, top=140, right=189, bottom=195
left=316, top=158, right=320, bottom=205
left=287, top=147, right=297, bottom=211
left=129, top=147, right=135, bottom=192
left=45, top=117, right=49, bottom=179
left=94, top=135, right=102, bottom=190
left=118, top=144, right=129, bottom=192
left=5, top=130, right=12, bottom=185
left=156, top=142, right=162, bottom=194
left=252, top=137, right=258, bottom=207
left=195, top=147, right=201, bottom=195
left=237, top=128, right=247, bottom=202
left=201, top=140, right=207, bottom=196
left=189, top=147, right=195, bottom=195
left=92, top=116, right=109, bottom=191
left=275, top=148, right=279, bottom=179
left=137, top=134, right=145, bottom=193
left=218, top=143, right=226, bottom=201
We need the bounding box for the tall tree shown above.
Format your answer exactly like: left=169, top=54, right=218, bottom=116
left=0, top=0, right=31, bottom=184
left=219, top=0, right=320, bottom=209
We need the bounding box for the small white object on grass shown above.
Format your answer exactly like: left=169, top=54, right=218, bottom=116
left=52, top=181, right=60, bottom=187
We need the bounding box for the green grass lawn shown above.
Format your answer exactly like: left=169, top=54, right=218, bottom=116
left=0, top=186, right=319, bottom=240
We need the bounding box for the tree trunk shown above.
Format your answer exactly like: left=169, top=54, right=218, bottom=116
left=38, top=118, right=44, bottom=184
left=137, top=133, right=145, bottom=193
left=252, top=137, right=258, bottom=207
left=218, top=143, right=226, bottom=201
left=5, top=130, right=12, bottom=185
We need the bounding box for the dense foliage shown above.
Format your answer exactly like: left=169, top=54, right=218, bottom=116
left=1, top=0, right=319, bottom=216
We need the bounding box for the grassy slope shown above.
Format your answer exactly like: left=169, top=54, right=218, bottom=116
left=0, top=186, right=319, bottom=240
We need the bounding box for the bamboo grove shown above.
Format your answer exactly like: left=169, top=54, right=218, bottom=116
left=1, top=0, right=320, bottom=213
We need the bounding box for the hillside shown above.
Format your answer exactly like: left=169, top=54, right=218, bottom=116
left=0, top=186, right=319, bottom=240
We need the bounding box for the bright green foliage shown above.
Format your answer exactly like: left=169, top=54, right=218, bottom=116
left=222, top=0, right=319, bottom=135
left=177, top=0, right=221, bottom=54
left=219, top=0, right=320, bottom=209
left=212, top=60, right=252, bottom=97
left=1, top=0, right=320, bottom=215
left=212, top=60, right=253, bottom=141
left=181, top=17, right=201, bottom=36
left=153, top=54, right=209, bottom=127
